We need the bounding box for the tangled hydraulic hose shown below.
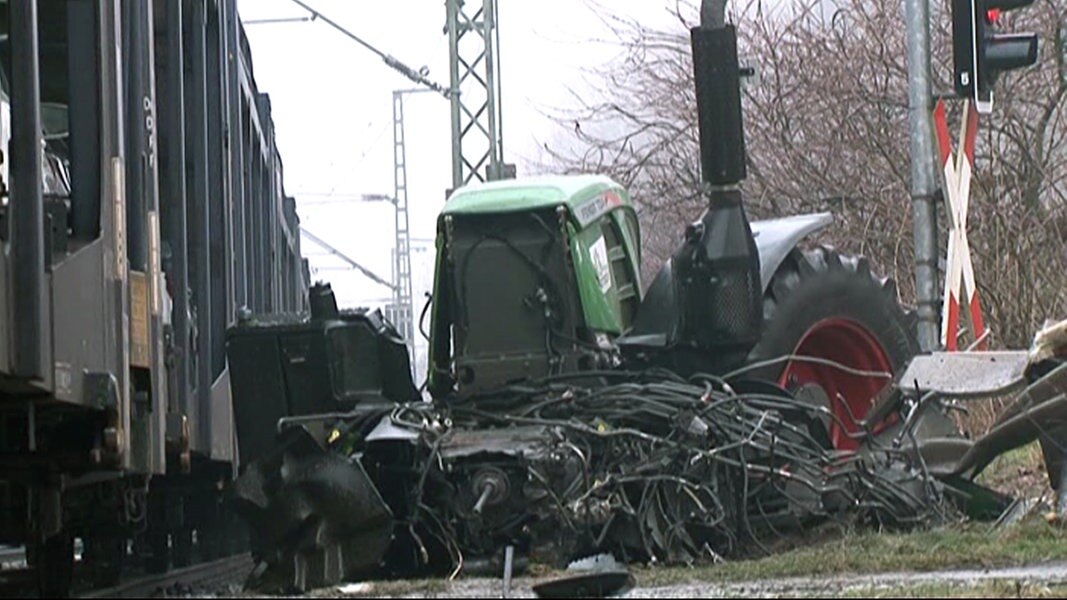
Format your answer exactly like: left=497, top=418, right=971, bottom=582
left=400, top=370, right=952, bottom=568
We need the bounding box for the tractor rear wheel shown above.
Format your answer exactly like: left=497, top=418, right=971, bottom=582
left=746, top=246, right=919, bottom=451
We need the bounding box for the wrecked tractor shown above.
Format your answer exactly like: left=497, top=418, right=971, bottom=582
left=224, top=13, right=1067, bottom=593
left=226, top=280, right=1066, bottom=593
left=223, top=175, right=1067, bottom=593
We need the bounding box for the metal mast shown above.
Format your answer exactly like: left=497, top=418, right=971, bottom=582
left=446, top=0, right=504, bottom=190
left=392, top=89, right=420, bottom=361
left=905, top=0, right=941, bottom=351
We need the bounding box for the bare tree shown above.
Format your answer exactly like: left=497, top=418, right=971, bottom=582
left=540, top=0, right=1067, bottom=350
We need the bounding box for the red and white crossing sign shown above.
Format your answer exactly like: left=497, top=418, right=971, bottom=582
left=933, top=99, right=988, bottom=351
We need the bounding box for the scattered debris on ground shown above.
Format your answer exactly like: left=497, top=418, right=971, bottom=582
left=235, top=370, right=963, bottom=593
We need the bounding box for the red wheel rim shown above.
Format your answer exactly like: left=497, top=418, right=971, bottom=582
left=777, top=318, right=895, bottom=451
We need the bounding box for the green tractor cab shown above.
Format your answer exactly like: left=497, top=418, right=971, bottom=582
left=427, top=175, right=643, bottom=396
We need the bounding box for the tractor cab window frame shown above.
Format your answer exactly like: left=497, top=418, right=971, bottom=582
left=326, top=324, right=383, bottom=403
left=598, top=211, right=640, bottom=330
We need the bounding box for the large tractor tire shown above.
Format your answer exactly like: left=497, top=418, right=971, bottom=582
left=746, top=246, right=919, bottom=451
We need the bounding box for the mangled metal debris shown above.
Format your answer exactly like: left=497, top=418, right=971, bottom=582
left=531, top=554, right=633, bottom=599
left=1030, top=319, right=1067, bottom=364
left=897, top=337, right=1067, bottom=515
left=899, top=351, right=1031, bottom=398
left=232, top=371, right=961, bottom=592
left=532, top=571, right=634, bottom=599
left=232, top=426, right=394, bottom=591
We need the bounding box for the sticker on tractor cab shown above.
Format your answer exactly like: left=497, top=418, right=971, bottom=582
left=574, top=190, right=624, bottom=227
left=589, top=235, right=613, bottom=293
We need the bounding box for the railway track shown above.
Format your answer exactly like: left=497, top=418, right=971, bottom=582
left=0, top=541, right=87, bottom=568
left=0, top=545, right=24, bottom=565
left=78, top=553, right=253, bottom=599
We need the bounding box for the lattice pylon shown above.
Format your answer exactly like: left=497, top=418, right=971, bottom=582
left=446, top=0, right=504, bottom=191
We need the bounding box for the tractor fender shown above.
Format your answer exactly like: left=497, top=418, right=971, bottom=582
left=621, top=212, right=832, bottom=349
left=750, top=212, right=833, bottom=290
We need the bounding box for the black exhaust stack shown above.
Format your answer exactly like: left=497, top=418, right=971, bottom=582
left=672, top=9, right=762, bottom=354
left=692, top=24, right=746, bottom=185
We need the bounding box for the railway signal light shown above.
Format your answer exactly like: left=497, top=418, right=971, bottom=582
left=952, top=0, right=1039, bottom=113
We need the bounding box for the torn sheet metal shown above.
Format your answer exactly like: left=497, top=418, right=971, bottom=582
left=365, top=415, right=420, bottom=442
left=532, top=570, right=634, bottom=598
left=901, top=437, right=976, bottom=477
left=914, top=363, right=1067, bottom=480
left=233, top=373, right=963, bottom=592
left=1031, top=319, right=1067, bottom=364
left=231, top=427, right=394, bottom=593
left=899, top=351, right=1030, bottom=398
left=439, top=426, right=552, bottom=459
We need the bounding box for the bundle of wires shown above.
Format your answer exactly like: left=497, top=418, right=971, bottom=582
left=414, top=369, right=952, bottom=566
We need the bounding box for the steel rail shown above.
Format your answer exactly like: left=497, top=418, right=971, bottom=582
left=78, top=553, right=253, bottom=599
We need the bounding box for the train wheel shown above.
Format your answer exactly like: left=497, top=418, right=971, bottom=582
left=145, top=529, right=170, bottom=574
left=199, top=526, right=222, bottom=561
left=229, top=516, right=251, bottom=555
left=85, top=534, right=125, bottom=588
left=172, top=527, right=193, bottom=568
left=34, top=532, right=74, bottom=598
left=746, top=246, right=918, bottom=451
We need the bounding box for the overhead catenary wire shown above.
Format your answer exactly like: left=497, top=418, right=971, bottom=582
left=300, top=226, right=396, bottom=290
left=287, top=0, right=451, bottom=98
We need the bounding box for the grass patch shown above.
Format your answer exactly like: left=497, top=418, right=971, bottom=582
left=635, top=517, right=1067, bottom=587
